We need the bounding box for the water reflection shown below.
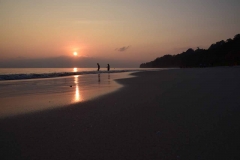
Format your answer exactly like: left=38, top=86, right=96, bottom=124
left=75, top=85, right=80, bottom=101
left=73, top=67, right=78, bottom=72
left=108, top=73, right=110, bottom=84
left=73, top=75, right=81, bottom=102
left=74, top=75, right=78, bottom=84
left=98, top=74, right=101, bottom=83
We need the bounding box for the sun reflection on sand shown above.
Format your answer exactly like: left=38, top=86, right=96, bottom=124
left=73, top=75, right=82, bottom=102
left=75, top=85, right=80, bottom=101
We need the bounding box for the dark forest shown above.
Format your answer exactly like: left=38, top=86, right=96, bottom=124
left=140, top=34, right=240, bottom=68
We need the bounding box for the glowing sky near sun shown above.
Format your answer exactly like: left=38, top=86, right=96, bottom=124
left=0, top=0, right=240, bottom=67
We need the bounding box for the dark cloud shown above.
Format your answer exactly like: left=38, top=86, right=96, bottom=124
left=115, top=46, right=130, bottom=52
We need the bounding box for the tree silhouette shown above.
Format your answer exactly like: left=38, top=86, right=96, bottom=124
left=234, top=34, right=240, bottom=40
left=140, top=33, right=240, bottom=68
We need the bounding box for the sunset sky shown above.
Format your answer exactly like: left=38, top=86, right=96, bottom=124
left=1, top=0, right=240, bottom=67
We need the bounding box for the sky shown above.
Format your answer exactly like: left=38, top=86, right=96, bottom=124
left=0, top=0, right=240, bottom=67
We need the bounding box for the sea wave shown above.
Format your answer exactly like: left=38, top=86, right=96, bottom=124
left=0, top=70, right=135, bottom=81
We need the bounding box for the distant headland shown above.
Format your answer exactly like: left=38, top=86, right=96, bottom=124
left=140, top=34, right=240, bottom=68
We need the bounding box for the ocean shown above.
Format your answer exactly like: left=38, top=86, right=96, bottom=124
left=0, top=68, right=166, bottom=118
left=0, top=68, right=161, bottom=81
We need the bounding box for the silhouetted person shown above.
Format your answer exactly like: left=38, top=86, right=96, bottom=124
left=97, top=63, right=100, bottom=71
left=107, top=64, right=110, bottom=71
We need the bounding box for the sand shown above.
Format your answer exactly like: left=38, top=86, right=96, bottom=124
left=0, top=72, right=132, bottom=118
left=0, top=67, right=240, bottom=160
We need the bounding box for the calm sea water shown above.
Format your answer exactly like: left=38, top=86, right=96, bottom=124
left=0, top=68, right=160, bottom=74
left=0, top=68, right=162, bottom=81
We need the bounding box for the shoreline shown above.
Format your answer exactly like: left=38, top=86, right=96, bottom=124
left=1, top=67, right=240, bottom=159
left=0, top=72, right=137, bottom=118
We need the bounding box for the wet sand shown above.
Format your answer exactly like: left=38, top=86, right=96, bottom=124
left=1, top=67, right=240, bottom=159
left=0, top=72, right=133, bottom=118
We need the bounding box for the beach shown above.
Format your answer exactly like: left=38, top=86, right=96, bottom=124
left=0, top=71, right=136, bottom=118
left=0, top=67, right=240, bottom=159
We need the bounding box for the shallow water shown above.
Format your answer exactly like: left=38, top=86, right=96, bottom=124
left=0, top=68, right=164, bottom=80
left=0, top=72, right=135, bottom=118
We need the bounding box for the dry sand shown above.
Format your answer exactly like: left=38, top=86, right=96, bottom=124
left=0, top=67, right=240, bottom=160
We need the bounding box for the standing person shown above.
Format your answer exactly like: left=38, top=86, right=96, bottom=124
left=107, top=64, right=110, bottom=71
left=97, top=63, right=100, bottom=71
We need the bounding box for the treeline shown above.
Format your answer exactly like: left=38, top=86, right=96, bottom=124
left=140, top=34, right=240, bottom=68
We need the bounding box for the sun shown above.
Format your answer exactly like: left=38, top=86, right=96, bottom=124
left=73, top=51, right=78, bottom=56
